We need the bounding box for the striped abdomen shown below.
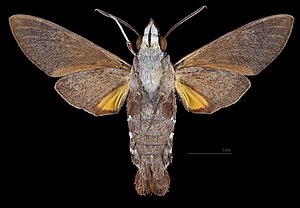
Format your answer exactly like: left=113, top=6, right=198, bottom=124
left=126, top=90, right=176, bottom=196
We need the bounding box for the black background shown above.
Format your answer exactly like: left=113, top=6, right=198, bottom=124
left=1, top=0, right=298, bottom=206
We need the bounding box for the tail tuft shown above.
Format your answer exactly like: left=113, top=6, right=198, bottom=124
left=134, top=165, right=170, bottom=196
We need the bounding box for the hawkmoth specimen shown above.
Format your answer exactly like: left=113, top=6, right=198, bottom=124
left=9, top=6, right=293, bottom=196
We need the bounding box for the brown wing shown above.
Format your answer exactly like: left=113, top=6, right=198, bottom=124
left=55, top=68, right=130, bottom=116
left=9, top=14, right=131, bottom=116
left=175, top=67, right=250, bottom=114
left=175, top=15, right=293, bottom=114
left=175, top=15, right=294, bottom=76
left=9, top=14, right=131, bottom=77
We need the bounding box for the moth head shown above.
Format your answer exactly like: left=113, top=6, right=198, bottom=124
left=136, top=19, right=167, bottom=51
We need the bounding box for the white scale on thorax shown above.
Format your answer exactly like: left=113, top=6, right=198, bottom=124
left=137, top=49, right=164, bottom=98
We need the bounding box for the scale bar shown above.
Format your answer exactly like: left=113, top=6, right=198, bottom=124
left=187, top=152, right=232, bottom=155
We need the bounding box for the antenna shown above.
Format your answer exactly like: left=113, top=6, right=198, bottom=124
left=164, top=5, right=207, bottom=38
left=95, top=9, right=139, bottom=55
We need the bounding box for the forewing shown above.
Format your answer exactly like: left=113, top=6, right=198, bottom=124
left=175, top=67, right=250, bottom=114
left=55, top=68, right=130, bottom=116
left=175, top=15, right=294, bottom=75
left=9, top=14, right=131, bottom=77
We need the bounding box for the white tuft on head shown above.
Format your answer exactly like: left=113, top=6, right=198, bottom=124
left=140, top=19, right=160, bottom=49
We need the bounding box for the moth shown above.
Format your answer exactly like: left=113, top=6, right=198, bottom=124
left=9, top=6, right=293, bottom=196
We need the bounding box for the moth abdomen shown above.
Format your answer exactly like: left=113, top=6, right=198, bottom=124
left=127, top=90, right=176, bottom=195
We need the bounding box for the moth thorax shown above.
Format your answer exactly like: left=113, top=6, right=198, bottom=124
left=136, top=48, right=165, bottom=101
left=140, top=64, right=163, bottom=100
